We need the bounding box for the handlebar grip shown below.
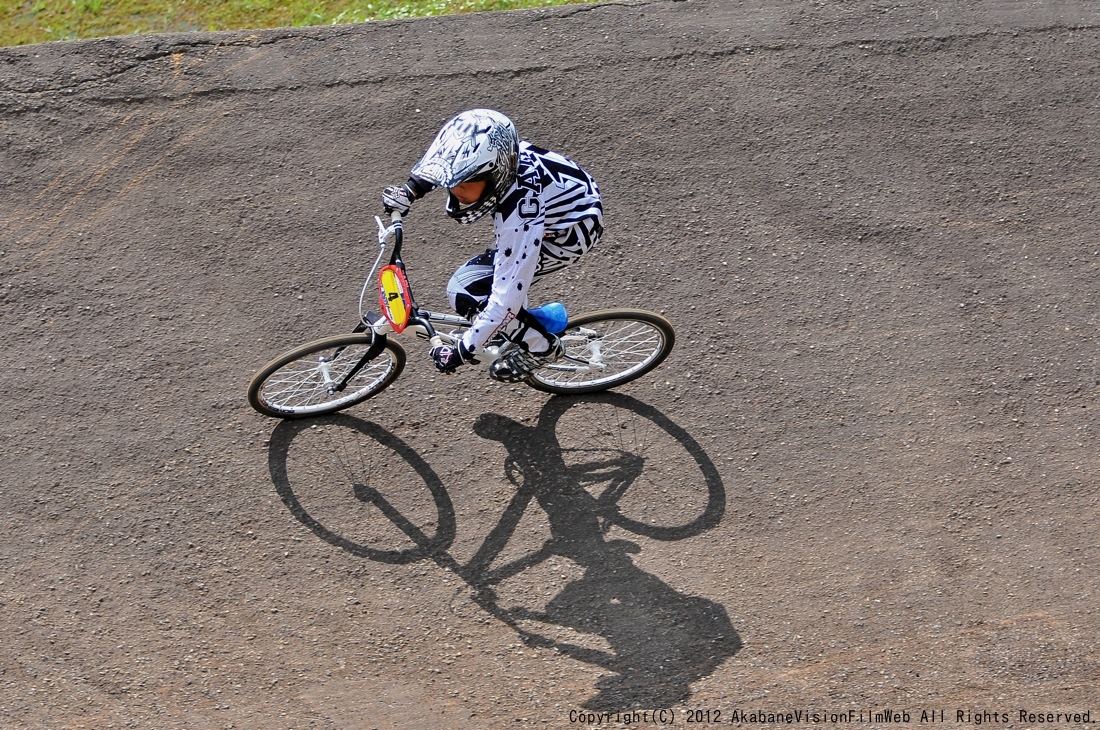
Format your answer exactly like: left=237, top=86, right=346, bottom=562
left=429, top=335, right=444, bottom=347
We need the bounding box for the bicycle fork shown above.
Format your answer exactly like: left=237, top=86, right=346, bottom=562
left=321, top=323, right=390, bottom=394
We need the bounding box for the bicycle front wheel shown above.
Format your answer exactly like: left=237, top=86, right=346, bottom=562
left=248, top=334, right=405, bottom=419
left=526, top=309, right=675, bottom=395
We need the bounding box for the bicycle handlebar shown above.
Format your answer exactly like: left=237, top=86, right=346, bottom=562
left=389, top=211, right=404, bottom=260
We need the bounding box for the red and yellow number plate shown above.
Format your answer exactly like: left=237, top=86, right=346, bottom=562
left=378, top=264, right=413, bottom=333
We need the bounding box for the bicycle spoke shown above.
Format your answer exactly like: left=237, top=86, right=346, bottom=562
left=249, top=335, right=405, bottom=418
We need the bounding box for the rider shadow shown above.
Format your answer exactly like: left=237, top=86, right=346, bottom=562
left=469, top=400, right=739, bottom=711
left=267, top=393, right=740, bottom=711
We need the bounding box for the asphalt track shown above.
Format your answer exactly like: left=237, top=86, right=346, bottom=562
left=1, top=1, right=1098, bottom=727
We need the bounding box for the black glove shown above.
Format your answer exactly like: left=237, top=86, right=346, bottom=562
left=430, top=342, right=471, bottom=374
left=382, top=184, right=415, bottom=215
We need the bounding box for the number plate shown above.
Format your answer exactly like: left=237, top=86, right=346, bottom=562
left=378, top=264, right=412, bottom=333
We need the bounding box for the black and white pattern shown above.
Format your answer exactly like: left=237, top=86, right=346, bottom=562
left=452, top=142, right=603, bottom=354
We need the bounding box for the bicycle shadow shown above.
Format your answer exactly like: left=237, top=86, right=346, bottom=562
left=268, top=416, right=457, bottom=564
left=266, top=393, right=739, bottom=711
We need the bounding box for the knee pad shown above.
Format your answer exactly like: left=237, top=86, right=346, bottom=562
left=446, top=260, right=494, bottom=315
left=451, top=292, right=483, bottom=320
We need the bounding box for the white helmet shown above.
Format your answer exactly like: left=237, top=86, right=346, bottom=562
left=412, top=109, right=519, bottom=223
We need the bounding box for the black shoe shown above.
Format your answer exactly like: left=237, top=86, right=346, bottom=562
left=489, top=337, right=564, bottom=383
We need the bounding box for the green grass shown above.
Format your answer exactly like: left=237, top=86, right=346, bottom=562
left=0, top=0, right=599, bottom=47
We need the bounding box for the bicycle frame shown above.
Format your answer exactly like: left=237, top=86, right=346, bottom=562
left=324, top=213, right=505, bottom=394
left=341, top=213, right=602, bottom=386
left=357, top=213, right=504, bottom=357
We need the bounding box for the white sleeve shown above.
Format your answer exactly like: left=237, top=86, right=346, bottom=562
left=460, top=197, right=545, bottom=353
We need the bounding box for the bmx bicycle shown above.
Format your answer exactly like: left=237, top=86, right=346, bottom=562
left=248, top=212, right=675, bottom=419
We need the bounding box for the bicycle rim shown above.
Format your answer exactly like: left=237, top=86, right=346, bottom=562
left=526, top=309, right=674, bottom=395
left=248, top=334, right=405, bottom=418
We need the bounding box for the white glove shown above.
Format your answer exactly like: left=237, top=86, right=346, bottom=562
left=381, top=184, right=414, bottom=215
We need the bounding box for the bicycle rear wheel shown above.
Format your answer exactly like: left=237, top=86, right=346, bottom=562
left=526, top=309, right=674, bottom=395
left=248, top=333, right=405, bottom=419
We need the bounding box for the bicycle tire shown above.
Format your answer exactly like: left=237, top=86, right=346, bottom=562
left=526, top=309, right=675, bottom=395
left=248, top=333, right=405, bottom=419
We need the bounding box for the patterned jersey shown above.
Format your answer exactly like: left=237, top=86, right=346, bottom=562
left=460, top=142, right=603, bottom=354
